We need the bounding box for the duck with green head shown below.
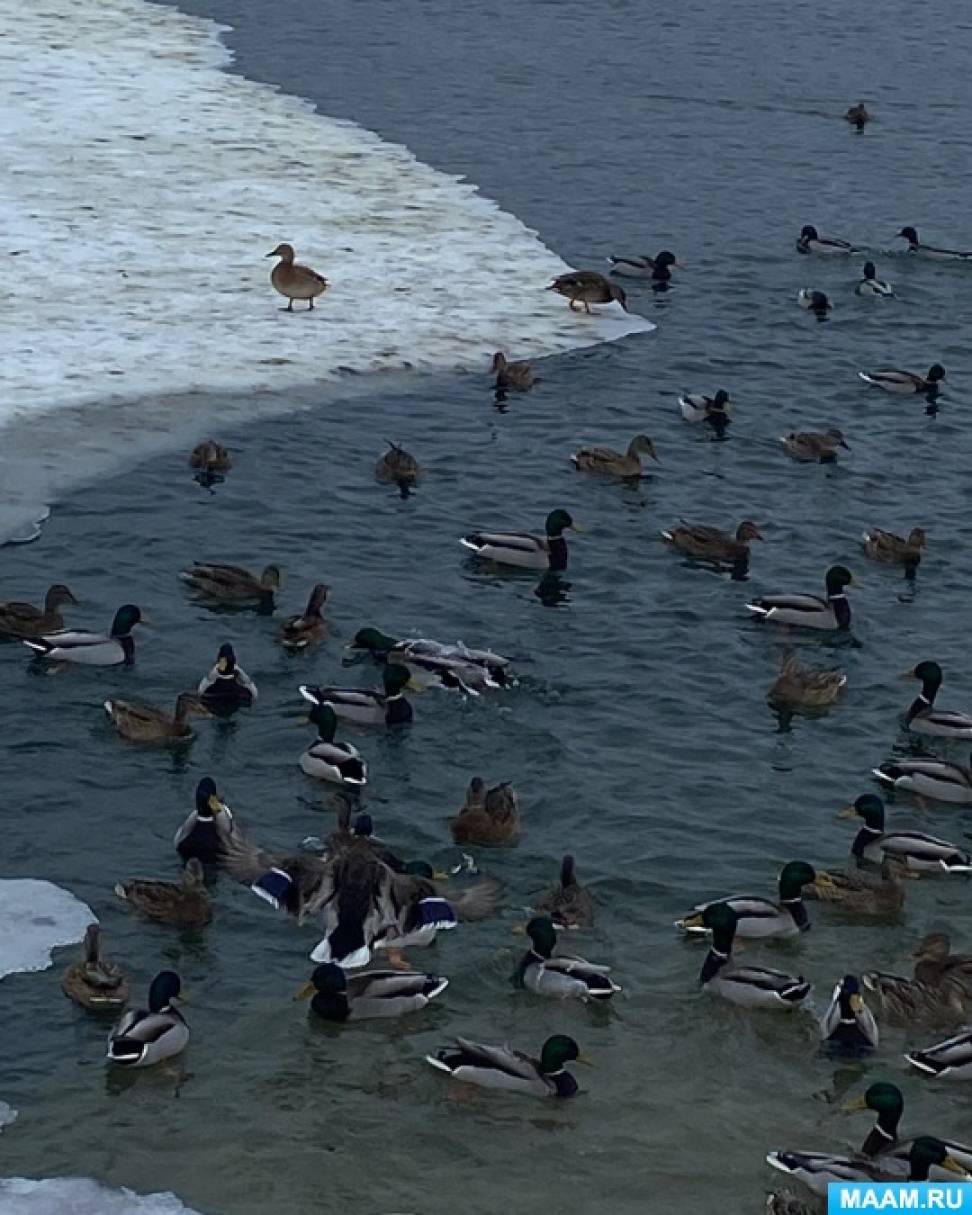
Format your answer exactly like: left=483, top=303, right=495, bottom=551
left=747, top=565, right=856, bottom=631
left=296, top=962, right=448, bottom=1021
left=698, top=904, right=811, bottom=1009
left=300, top=703, right=368, bottom=787
left=460, top=509, right=580, bottom=572
left=299, top=664, right=414, bottom=726
left=837, top=793, right=972, bottom=873
left=767, top=1135, right=969, bottom=1197
left=676, top=861, right=817, bottom=940
left=426, top=1033, right=588, bottom=1098
left=346, top=627, right=512, bottom=692
left=23, top=604, right=146, bottom=666
left=106, top=971, right=189, bottom=1068
left=513, top=916, right=620, bottom=1001
left=902, top=660, right=972, bottom=739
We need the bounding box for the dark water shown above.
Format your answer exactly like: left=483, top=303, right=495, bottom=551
left=4, top=0, right=972, bottom=1210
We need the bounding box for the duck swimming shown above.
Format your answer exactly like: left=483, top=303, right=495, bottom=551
left=0, top=583, right=78, bottom=639
left=300, top=703, right=368, bottom=786
left=513, top=916, right=620, bottom=1001
left=570, top=434, right=659, bottom=477
left=61, top=924, right=130, bottom=1012
left=907, top=1030, right=972, bottom=1080
left=858, top=364, right=945, bottom=396
left=796, top=225, right=857, bottom=255
left=679, top=390, right=732, bottom=439
left=266, top=242, right=328, bottom=310
left=197, top=642, right=258, bottom=713
left=607, top=250, right=682, bottom=282
left=747, top=565, right=855, bottom=631
left=450, top=776, right=520, bottom=845
left=845, top=101, right=870, bottom=130
left=839, top=793, right=972, bottom=874
left=767, top=1136, right=968, bottom=1198
left=873, top=753, right=972, bottom=805
left=797, top=289, right=831, bottom=317
left=180, top=561, right=281, bottom=609
left=106, top=971, right=189, bottom=1068
left=534, top=855, right=595, bottom=928
left=426, top=1034, right=587, bottom=1098
left=174, top=777, right=235, bottom=865
left=296, top=962, right=448, bottom=1021
left=115, top=858, right=212, bottom=927
left=698, top=904, right=811, bottom=1009
left=279, top=584, right=329, bottom=649
left=856, top=262, right=894, bottom=296
left=23, top=604, right=145, bottom=666
left=661, top=520, right=762, bottom=568
left=676, top=861, right=817, bottom=940
left=547, top=271, right=628, bottom=313
left=780, top=428, right=849, bottom=462
left=807, top=856, right=908, bottom=917
left=767, top=652, right=846, bottom=711
left=460, top=508, right=579, bottom=571
left=374, top=442, right=423, bottom=492
left=896, top=227, right=972, bottom=261
left=902, top=660, right=972, bottom=739
left=189, top=439, right=232, bottom=474
left=104, top=692, right=211, bottom=743
left=862, top=527, right=925, bottom=573
left=491, top=352, right=535, bottom=395
left=346, top=628, right=513, bottom=691
left=820, top=975, right=879, bottom=1057
left=299, top=664, right=414, bottom=726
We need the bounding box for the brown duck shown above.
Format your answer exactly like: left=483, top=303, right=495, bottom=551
left=450, top=777, right=520, bottom=846
left=189, top=439, right=232, bottom=473
left=571, top=434, right=659, bottom=477
left=534, top=855, right=594, bottom=928
left=115, top=858, right=212, bottom=927
left=375, top=442, right=423, bottom=490
left=548, top=271, right=628, bottom=314
left=767, top=651, right=846, bottom=709
left=0, top=584, right=77, bottom=638
left=104, top=692, right=212, bottom=742
left=279, top=584, right=329, bottom=649
left=61, top=923, right=130, bottom=1011
left=862, top=526, right=926, bottom=571
left=845, top=102, right=870, bottom=130
left=661, top=520, right=762, bottom=563
left=180, top=561, right=282, bottom=608
left=492, top=352, right=535, bottom=394
left=781, top=428, right=850, bottom=462
left=266, top=243, right=328, bottom=311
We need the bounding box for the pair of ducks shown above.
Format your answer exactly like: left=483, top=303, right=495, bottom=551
left=797, top=261, right=895, bottom=316
left=797, top=223, right=972, bottom=260
left=182, top=561, right=331, bottom=648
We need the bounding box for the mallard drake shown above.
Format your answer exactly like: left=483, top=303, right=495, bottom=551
left=797, top=289, right=831, bottom=316
left=873, top=754, right=972, bottom=805
left=188, top=439, right=231, bottom=473
left=767, top=652, right=846, bottom=710
left=491, top=352, right=535, bottom=394
left=570, top=434, right=659, bottom=476
left=23, top=604, right=146, bottom=666
left=902, top=661, right=972, bottom=739
left=767, top=1137, right=969, bottom=1197
left=747, top=565, right=855, bottom=631
left=608, top=251, right=682, bottom=282
left=547, top=271, right=628, bottom=313
left=301, top=703, right=368, bottom=786
left=807, top=856, right=908, bottom=916
left=197, top=642, right=258, bottom=712
left=104, top=692, right=211, bottom=743
left=279, top=584, right=328, bottom=649
left=174, top=777, right=235, bottom=865
left=839, top=793, right=972, bottom=873
left=780, top=428, right=849, bottom=462
left=106, top=971, right=189, bottom=1068
left=375, top=442, right=423, bottom=491
left=513, top=916, right=620, bottom=1001
left=662, top=520, right=762, bottom=567
left=911, top=933, right=972, bottom=1001
left=796, top=225, right=857, bottom=255
left=426, top=1034, right=587, bottom=1098
left=115, top=858, right=212, bottom=927
left=678, top=389, right=732, bottom=438
left=266, top=242, right=328, bottom=310
left=907, top=1030, right=972, bottom=1080
left=449, top=776, right=520, bottom=845
left=460, top=509, right=579, bottom=572
left=858, top=364, right=946, bottom=396
left=534, top=855, right=594, bottom=928
left=295, top=962, right=448, bottom=1021
left=676, top=860, right=816, bottom=940
left=61, top=924, right=130, bottom=1011
left=180, top=561, right=281, bottom=609
left=0, top=584, right=77, bottom=638
left=856, top=262, right=894, bottom=297
left=698, top=904, right=811, bottom=1009
left=820, top=975, right=880, bottom=1056
left=862, top=526, right=925, bottom=571
left=896, top=227, right=972, bottom=261
left=347, top=628, right=513, bottom=691
left=299, top=664, right=414, bottom=726
left=845, top=101, right=870, bottom=129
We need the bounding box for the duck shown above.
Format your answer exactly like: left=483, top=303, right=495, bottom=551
left=299, top=665, right=414, bottom=726
left=698, top=904, right=811, bottom=1009
left=796, top=225, right=857, bottom=255
left=266, top=242, right=328, bottom=310
left=896, top=227, right=972, bottom=261
left=197, top=642, right=258, bottom=712
left=115, top=858, right=212, bottom=927
left=22, top=604, right=146, bottom=666
left=338, top=813, right=408, bottom=874
left=907, top=1030, right=972, bottom=1080
left=840, top=1081, right=907, bottom=1159
left=797, top=289, right=831, bottom=316
left=678, top=389, right=731, bottom=439
left=425, top=1034, right=587, bottom=1098
left=513, top=916, right=620, bottom=1001
left=104, top=692, right=211, bottom=743
left=534, top=854, right=594, bottom=928
left=491, top=353, right=535, bottom=395
left=856, top=262, right=894, bottom=297
left=569, top=434, right=659, bottom=477
left=864, top=968, right=966, bottom=1030
left=608, top=251, right=681, bottom=283
left=902, top=661, right=972, bottom=739
left=547, top=271, right=628, bottom=313
left=839, top=793, right=972, bottom=874
left=911, top=933, right=972, bottom=1001
left=820, top=975, right=880, bottom=1057
left=346, top=628, right=513, bottom=691
left=375, top=442, right=423, bottom=491
left=460, top=508, right=579, bottom=572
left=806, top=856, right=909, bottom=916
left=279, top=584, right=329, bottom=649
left=873, top=754, right=972, bottom=805
left=106, top=971, right=189, bottom=1068
left=0, top=584, right=78, bottom=638
left=295, top=962, right=448, bottom=1021
left=767, top=652, right=847, bottom=710
left=180, top=561, right=281, bottom=609
left=747, top=565, right=855, bottom=631
left=61, top=924, right=130, bottom=1012
left=780, top=428, right=849, bottom=462
left=449, top=776, right=520, bottom=845
left=858, top=364, right=946, bottom=396
left=188, top=439, right=232, bottom=473
left=845, top=101, right=870, bottom=129
left=661, top=520, right=762, bottom=568
left=767, top=1137, right=969, bottom=1198
left=300, top=703, right=368, bottom=786
left=862, top=526, right=925, bottom=572
left=174, top=777, right=235, bottom=866
left=675, top=860, right=817, bottom=940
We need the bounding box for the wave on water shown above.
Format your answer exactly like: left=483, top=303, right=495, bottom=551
left=0, top=0, right=653, bottom=541
left=0, top=880, right=93, bottom=979
left=0, top=1179, right=204, bottom=1214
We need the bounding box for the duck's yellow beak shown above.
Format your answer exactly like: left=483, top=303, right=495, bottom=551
left=942, top=1155, right=969, bottom=1178
left=812, top=870, right=836, bottom=886
left=294, top=981, right=316, bottom=1001
left=849, top=993, right=864, bottom=1013
left=217, top=657, right=229, bottom=673
left=901, top=668, right=917, bottom=679
left=208, top=795, right=227, bottom=814
left=840, top=1094, right=869, bottom=1113
left=511, top=924, right=527, bottom=936
left=837, top=805, right=859, bottom=819
left=569, top=523, right=584, bottom=534
left=575, top=1053, right=595, bottom=1067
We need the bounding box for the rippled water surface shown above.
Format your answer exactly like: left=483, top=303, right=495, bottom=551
left=3, top=0, right=972, bottom=1210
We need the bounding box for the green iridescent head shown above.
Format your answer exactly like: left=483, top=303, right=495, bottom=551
left=526, top=916, right=558, bottom=958
left=544, top=509, right=575, bottom=538
left=539, top=1034, right=582, bottom=1074
left=778, top=861, right=817, bottom=900
left=382, top=664, right=412, bottom=696
left=309, top=702, right=338, bottom=741
left=350, top=627, right=398, bottom=652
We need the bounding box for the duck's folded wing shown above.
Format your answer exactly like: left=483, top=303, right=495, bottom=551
left=755, top=594, right=827, bottom=611
left=453, top=1037, right=540, bottom=1081
left=39, top=629, right=109, bottom=647
left=348, top=970, right=437, bottom=999
left=726, top=965, right=805, bottom=991
left=467, top=531, right=542, bottom=552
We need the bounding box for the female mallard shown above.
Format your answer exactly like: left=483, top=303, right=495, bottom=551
left=279, top=584, right=329, bottom=649
left=911, top=933, right=972, bottom=1001
left=908, top=1030, right=972, bottom=1080
left=189, top=439, right=231, bottom=473
left=347, top=628, right=513, bottom=691
left=296, top=962, right=448, bottom=1021
left=23, top=604, right=146, bottom=666
left=873, top=753, right=972, bottom=805
left=858, top=364, right=946, bottom=396
left=679, top=389, right=732, bottom=435
left=491, top=352, right=535, bottom=394
left=513, top=916, right=620, bottom=1001
left=197, top=643, right=258, bottom=712
left=796, top=225, right=858, bottom=255
left=174, top=777, right=235, bottom=866
left=807, top=856, right=908, bottom=916
left=104, top=692, right=211, bottom=743
left=301, top=703, right=368, bottom=786
left=547, top=271, right=628, bottom=313
left=780, top=428, right=849, bottom=463
left=767, top=1137, right=968, bottom=1198
left=662, top=520, right=762, bottom=567
left=266, top=242, right=328, bottom=310
left=797, top=289, right=831, bottom=317
left=747, top=565, right=855, bottom=631
left=570, top=434, right=659, bottom=477
left=856, top=262, right=894, bottom=297
left=845, top=101, right=870, bottom=129
left=115, top=858, right=212, bottom=927
left=61, top=924, right=130, bottom=1012
left=698, top=904, right=811, bottom=1009
left=676, top=860, right=817, bottom=940
left=896, top=227, right=972, bottom=261
left=375, top=442, right=423, bottom=494
left=863, top=969, right=966, bottom=1030
left=902, top=661, right=972, bottom=739
left=0, top=583, right=77, bottom=638
left=460, top=509, right=579, bottom=572
left=820, top=975, right=880, bottom=1056
left=449, top=776, right=520, bottom=845
left=767, top=652, right=846, bottom=710
left=299, top=665, right=414, bottom=726
left=839, top=793, right=972, bottom=873
left=608, top=250, right=681, bottom=283
left=534, top=855, right=594, bottom=928
left=863, top=526, right=925, bottom=572
left=107, top=971, right=189, bottom=1068
left=180, top=561, right=281, bottom=609
left=426, top=1034, right=587, bottom=1098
